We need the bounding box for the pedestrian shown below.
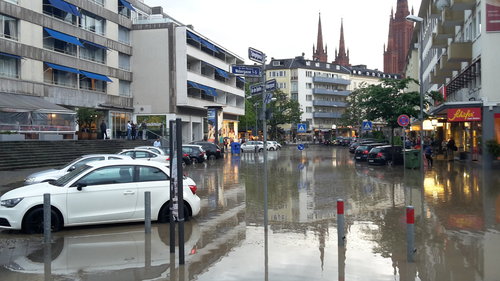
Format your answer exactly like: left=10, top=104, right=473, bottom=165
left=153, top=138, right=161, bottom=147
left=141, top=121, right=148, bottom=140
left=126, top=121, right=132, bottom=140
left=446, top=138, right=456, bottom=161
left=100, top=120, right=107, bottom=140
left=424, top=145, right=433, bottom=168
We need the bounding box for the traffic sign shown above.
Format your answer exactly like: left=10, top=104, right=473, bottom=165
left=398, top=114, right=410, bottom=127
left=362, top=121, right=373, bottom=131
left=248, top=47, right=265, bottom=64
left=231, top=65, right=261, bottom=77
left=265, top=79, right=276, bottom=92
left=264, top=93, right=273, bottom=104
left=250, top=79, right=277, bottom=96
left=297, top=123, right=307, bottom=133
left=297, top=144, right=305, bottom=151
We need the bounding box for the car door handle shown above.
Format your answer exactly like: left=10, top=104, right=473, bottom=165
left=123, top=190, right=135, bottom=195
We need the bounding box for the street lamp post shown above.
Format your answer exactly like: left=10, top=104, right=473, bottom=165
left=254, top=102, right=259, bottom=140
left=406, top=14, right=425, bottom=171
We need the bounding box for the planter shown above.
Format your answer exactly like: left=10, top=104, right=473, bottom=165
left=0, top=134, right=24, bottom=141
left=78, top=132, right=90, bottom=140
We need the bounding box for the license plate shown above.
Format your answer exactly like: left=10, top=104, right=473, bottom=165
left=368, top=159, right=374, bottom=162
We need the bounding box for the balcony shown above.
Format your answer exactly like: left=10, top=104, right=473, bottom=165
left=430, top=68, right=447, bottom=85
left=448, top=41, right=472, bottom=62
left=439, top=55, right=461, bottom=72
left=313, top=100, right=348, bottom=107
left=313, top=76, right=350, bottom=85
left=312, top=88, right=350, bottom=96
left=441, top=9, right=464, bottom=27
left=430, top=3, right=441, bottom=18
left=450, top=0, right=475, bottom=11
left=434, top=24, right=454, bottom=40
left=313, top=112, right=343, bottom=118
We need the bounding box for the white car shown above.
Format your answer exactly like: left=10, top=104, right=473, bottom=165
left=269, top=141, right=282, bottom=150
left=118, top=148, right=169, bottom=164
left=0, top=160, right=201, bottom=233
left=134, top=146, right=166, bottom=155
left=24, top=154, right=132, bottom=185
left=266, top=141, right=279, bottom=151
left=240, top=141, right=264, bottom=152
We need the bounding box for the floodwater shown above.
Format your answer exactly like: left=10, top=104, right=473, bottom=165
left=0, top=146, right=499, bottom=281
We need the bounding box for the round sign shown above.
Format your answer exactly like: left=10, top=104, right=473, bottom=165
left=397, top=114, right=410, bottom=127
left=297, top=144, right=305, bottom=151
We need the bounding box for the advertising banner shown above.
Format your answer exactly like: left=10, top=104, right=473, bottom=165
left=207, top=108, right=216, bottom=143
left=486, top=1, right=500, bottom=32
left=447, top=108, right=481, bottom=122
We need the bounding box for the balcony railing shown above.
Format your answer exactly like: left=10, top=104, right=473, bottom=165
left=312, top=100, right=348, bottom=107
left=313, top=112, right=342, bottom=118
left=312, top=76, right=350, bottom=85
left=312, top=88, right=350, bottom=96
left=441, top=9, right=464, bottom=27
left=448, top=41, right=472, bottom=62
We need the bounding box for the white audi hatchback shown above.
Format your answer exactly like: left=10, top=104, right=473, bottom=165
left=0, top=160, right=201, bottom=233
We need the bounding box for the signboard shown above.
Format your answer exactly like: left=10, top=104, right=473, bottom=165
left=231, top=65, right=261, bottom=77
left=249, top=79, right=277, bottom=96
left=248, top=47, right=265, bottom=64
left=264, top=93, right=273, bottom=104
left=397, top=114, right=410, bottom=127
left=486, top=1, right=500, bottom=32
left=297, top=123, right=307, bottom=133
left=447, top=108, right=481, bottom=122
left=362, top=121, right=372, bottom=131
left=207, top=108, right=216, bottom=142
left=297, top=144, right=305, bottom=151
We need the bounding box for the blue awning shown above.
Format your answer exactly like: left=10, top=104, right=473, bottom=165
left=199, top=38, right=218, bottom=53
left=215, top=68, right=229, bottom=79
left=186, top=31, right=201, bottom=43
left=44, top=28, right=83, bottom=47
left=187, top=81, right=217, bottom=96
left=47, top=0, right=81, bottom=17
left=80, top=70, right=112, bottom=82
left=119, top=0, right=136, bottom=11
left=0, top=52, right=22, bottom=60
left=81, top=39, right=108, bottom=50
left=187, top=81, right=201, bottom=89
left=45, top=62, right=81, bottom=74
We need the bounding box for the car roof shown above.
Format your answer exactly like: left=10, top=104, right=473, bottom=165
left=80, top=154, right=130, bottom=158
left=86, top=159, right=166, bottom=169
left=120, top=148, right=161, bottom=154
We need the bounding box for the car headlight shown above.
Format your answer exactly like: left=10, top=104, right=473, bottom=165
left=1, top=198, right=23, bottom=208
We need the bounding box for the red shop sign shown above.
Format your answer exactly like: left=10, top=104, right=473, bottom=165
left=447, top=107, right=482, bottom=122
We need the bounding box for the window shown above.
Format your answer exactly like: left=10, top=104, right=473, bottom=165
left=306, top=83, right=312, bottom=89
left=73, top=157, right=105, bottom=169
left=90, top=0, right=104, bottom=6
left=138, top=166, right=168, bottom=182
left=306, top=71, right=312, bottom=77
left=291, top=81, right=298, bottom=92
left=119, top=80, right=131, bottom=96
left=306, top=107, right=312, bottom=113
left=118, top=52, right=131, bottom=70
left=44, top=64, right=78, bottom=88
left=134, top=151, right=157, bottom=159
left=0, top=14, right=18, bottom=40
left=306, top=95, right=312, bottom=101
left=291, top=93, right=298, bottom=100
left=42, top=0, right=77, bottom=25
left=80, top=42, right=106, bottom=63
left=76, top=165, right=135, bottom=186
left=118, top=25, right=130, bottom=44
left=80, top=11, right=105, bottom=35
left=0, top=53, right=20, bottom=78
left=118, top=0, right=132, bottom=18
left=278, top=82, right=286, bottom=89
left=80, top=75, right=106, bottom=92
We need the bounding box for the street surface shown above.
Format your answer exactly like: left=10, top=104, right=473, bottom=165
left=0, top=145, right=499, bottom=280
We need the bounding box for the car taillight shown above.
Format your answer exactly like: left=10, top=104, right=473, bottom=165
left=363, top=150, right=369, bottom=154
left=377, top=152, right=384, bottom=158
left=189, top=185, right=197, bottom=194
left=183, top=153, right=189, bottom=157
left=166, top=157, right=170, bottom=161
left=216, top=149, right=221, bottom=152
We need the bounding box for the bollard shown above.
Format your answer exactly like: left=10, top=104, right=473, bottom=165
left=145, top=191, right=151, bottom=234
left=43, top=193, right=51, bottom=244
left=43, top=242, right=52, bottom=281
left=337, top=199, right=345, bottom=247
left=406, top=205, right=415, bottom=262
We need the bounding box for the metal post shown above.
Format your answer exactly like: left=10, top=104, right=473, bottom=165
left=168, top=120, right=175, bottom=254
left=337, top=199, right=345, bottom=247
left=43, top=193, right=51, bottom=244
left=44, top=242, right=52, bottom=281
left=145, top=191, right=151, bottom=233
left=406, top=205, right=415, bottom=262
left=418, top=19, right=425, bottom=172
left=176, top=118, right=185, bottom=265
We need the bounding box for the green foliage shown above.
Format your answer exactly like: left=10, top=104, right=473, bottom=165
left=486, top=139, right=500, bottom=158
left=76, top=107, right=100, bottom=129
left=339, top=87, right=365, bottom=129
left=392, top=136, right=403, bottom=146
left=267, top=90, right=302, bottom=139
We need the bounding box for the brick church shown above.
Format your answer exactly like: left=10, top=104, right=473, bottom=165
left=312, top=14, right=350, bottom=66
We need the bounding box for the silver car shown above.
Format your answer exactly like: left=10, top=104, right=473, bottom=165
left=24, top=154, right=132, bottom=185
left=240, top=141, right=264, bottom=152
left=118, top=148, right=170, bottom=165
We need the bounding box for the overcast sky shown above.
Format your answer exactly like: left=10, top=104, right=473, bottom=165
left=144, top=0, right=422, bottom=71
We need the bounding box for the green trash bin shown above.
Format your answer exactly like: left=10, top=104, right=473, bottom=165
left=404, top=149, right=421, bottom=169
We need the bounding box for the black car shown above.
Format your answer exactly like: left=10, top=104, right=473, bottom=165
left=190, top=141, right=223, bottom=160
left=354, top=143, right=385, bottom=161
left=182, top=144, right=206, bottom=163
left=163, top=147, right=193, bottom=166
left=367, top=145, right=404, bottom=165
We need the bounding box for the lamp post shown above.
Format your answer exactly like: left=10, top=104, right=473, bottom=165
left=254, top=102, right=259, bottom=140
left=406, top=14, right=425, bottom=171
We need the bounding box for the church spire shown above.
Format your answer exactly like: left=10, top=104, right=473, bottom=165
left=334, top=18, right=350, bottom=66
left=313, top=12, right=328, bottom=62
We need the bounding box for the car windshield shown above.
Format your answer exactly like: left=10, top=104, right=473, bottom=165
left=51, top=165, right=92, bottom=187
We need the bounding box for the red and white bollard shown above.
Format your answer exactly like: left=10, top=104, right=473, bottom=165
left=406, top=205, right=415, bottom=262
left=337, top=199, right=345, bottom=247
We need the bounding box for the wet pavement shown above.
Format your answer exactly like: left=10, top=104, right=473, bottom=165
left=0, top=146, right=499, bottom=280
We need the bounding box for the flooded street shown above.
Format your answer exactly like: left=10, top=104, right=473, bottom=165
left=1, top=146, right=499, bottom=280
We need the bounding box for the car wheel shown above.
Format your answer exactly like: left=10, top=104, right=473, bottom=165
left=258, top=148, right=263, bottom=152
left=22, top=207, right=62, bottom=234
left=208, top=154, right=216, bottom=161
left=191, top=157, right=199, bottom=164
left=269, top=147, right=275, bottom=151
left=158, top=203, right=190, bottom=222
left=387, top=160, right=393, bottom=166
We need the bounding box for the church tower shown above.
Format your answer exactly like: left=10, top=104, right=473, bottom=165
left=384, top=0, right=414, bottom=74
left=333, top=19, right=350, bottom=66
left=313, top=13, right=328, bottom=62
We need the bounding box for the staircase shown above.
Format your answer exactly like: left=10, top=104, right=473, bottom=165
left=0, top=139, right=152, bottom=171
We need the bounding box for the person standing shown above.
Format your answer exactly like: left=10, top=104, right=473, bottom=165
left=131, top=122, right=137, bottom=140
left=100, top=120, right=107, bottom=140
left=153, top=138, right=161, bottom=147
left=141, top=121, right=147, bottom=140
left=424, top=145, right=433, bottom=168
left=446, top=138, right=456, bottom=161
left=126, top=121, right=132, bottom=140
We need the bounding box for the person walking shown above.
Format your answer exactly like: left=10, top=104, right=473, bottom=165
left=126, top=121, right=132, bottom=140
left=424, top=145, right=433, bottom=168
left=100, top=120, right=107, bottom=140
left=446, top=138, right=456, bottom=161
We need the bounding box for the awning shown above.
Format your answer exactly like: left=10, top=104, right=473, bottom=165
left=187, top=31, right=201, bottom=43
left=47, top=0, right=81, bottom=17
left=187, top=81, right=217, bottom=96
left=215, top=68, right=229, bottom=79
left=81, top=39, right=108, bottom=50
left=44, top=28, right=83, bottom=47
left=80, top=70, right=112, bottom=82
left=45, top=62, right=81, bottom=74
left=429, top=101, right=483, bottom=117
left=0, top=92, right=75, bottom=114
left=200, top=38, right=219, bottom=53
left=0, top=52, right=22, bottom=60
left=118, top=0, right=136, bottom=11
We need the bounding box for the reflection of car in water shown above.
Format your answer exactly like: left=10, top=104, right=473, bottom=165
left=2, top=223, right=200, bottom=278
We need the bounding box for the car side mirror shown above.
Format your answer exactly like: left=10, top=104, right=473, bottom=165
left=76, top=183, right=87, bottom=191
left=68, top=166, right=76, bottom=172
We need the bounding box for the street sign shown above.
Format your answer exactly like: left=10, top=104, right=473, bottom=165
left=250, top=79, right=277, bottom=96
left=264, top=93, right=273, bottom=104
left=297, top=144, right=305, bottom=151
left=297, top=123, right=307, bottom=133
left=265, top=79, right=276, bottom=92
left=248, top=47, right=265, bottom=64
left=398, top=114, right=410, bottom=127
left=231, top=65, right=261, bottom=77
left=362, top=121, right=373, bottom=131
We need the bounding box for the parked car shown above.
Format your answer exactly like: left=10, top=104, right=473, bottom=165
left=182, top=144, right=207, bottom=163
left=134, top=146, right=167, bottom=155
left=269, top=141, right=282, bottom=150
left=266, top=141, right=279, bottom=151
left=367, top=145, right=404, bottom=165
left=161, top=147, right=193, bottom=166
left=241, top=141, right=264, bottom=152
left=190, top=141, right=223, bottom=160
left=0, top=160, right=201, bottom=233
left=24, top=154, right=132, bottom=185
left=354, top=143, right=386, bottom=161
left=118, top=148, right=171, bottom=165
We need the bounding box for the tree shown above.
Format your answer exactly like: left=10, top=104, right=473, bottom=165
left=266, top=90, right=302, bottom=140
left=76, top=107, right=100, bottom=132
left=339, top=85, right=366, bottom=136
